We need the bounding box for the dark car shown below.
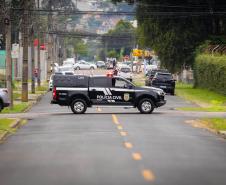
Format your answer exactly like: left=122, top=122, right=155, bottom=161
left=151, top=72, right=176, bottom=95
left=145, top=69, right=168, bottom=86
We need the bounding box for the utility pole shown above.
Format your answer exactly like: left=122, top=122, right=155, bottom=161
left=47, top=0, right=53, bottom=78
left=31, top=27, right=35, bottom=94
left=75, top=0, right=78, bottom=9
left=5, top=1, right=13, bottom=108
left=30, top=1, right=35, bottom=94
left=37, top=0, right=41, bottom=86
left=21, top=0, right=29, bottom=102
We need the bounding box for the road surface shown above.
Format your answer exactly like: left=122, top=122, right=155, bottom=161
left=0, top=72, right=226, bottom=185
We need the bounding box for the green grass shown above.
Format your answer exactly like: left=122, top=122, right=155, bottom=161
left=1, top=102, right=31, bottom=114
left=202, top=118, right=226, bottom=131
left=0, top=118, right=16, bottom=134
left=13, top=92, right=21, bottom=100
left=36, top=85, right=48, bottom=92
left=179, top=107, right=226, bottom=112
left=176, top=83, right=226, bottom=111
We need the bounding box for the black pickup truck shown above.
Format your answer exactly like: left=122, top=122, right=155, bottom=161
left=51, top=75, right=166, bottom=114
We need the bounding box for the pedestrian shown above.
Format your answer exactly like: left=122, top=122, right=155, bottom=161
left=113, top=59, right=116, bottom=68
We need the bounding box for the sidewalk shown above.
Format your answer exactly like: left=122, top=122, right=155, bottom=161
left=0, top=83, right=48, bottom=142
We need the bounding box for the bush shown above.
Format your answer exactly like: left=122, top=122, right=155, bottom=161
left=194, top=54, right=226, bottom=95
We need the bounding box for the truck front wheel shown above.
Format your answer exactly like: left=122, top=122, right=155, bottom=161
left=71, top=99, right=87, bottom=114
left=138, top=98, right=154, bottom=114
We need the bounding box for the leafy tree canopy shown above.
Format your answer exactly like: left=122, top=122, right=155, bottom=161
left=112, top=0, right=226, bottom=72
left=104, top=20, right=136, bottom=57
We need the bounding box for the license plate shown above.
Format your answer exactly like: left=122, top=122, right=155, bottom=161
left=160, top=86, right=167, bottom=89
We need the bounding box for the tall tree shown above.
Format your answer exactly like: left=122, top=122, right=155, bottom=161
left=104, top=20, right=136, bottom=57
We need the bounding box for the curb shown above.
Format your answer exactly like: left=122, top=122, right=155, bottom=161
left=186, top=120, right=226, bottom=139
left=0, top=118, right=22, bottom=143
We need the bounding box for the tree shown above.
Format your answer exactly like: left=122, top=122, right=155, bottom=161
left=107, top=49, right=119, bottom=58
left=41, top=0, right=75, bottom=10
left=104, top=20, right=136, bottom=58
left=112, top=0, right=226, bottom=72
left=74, top=40, right=88, bottom=57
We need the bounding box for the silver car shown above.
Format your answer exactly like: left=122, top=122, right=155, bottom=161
left=0, top=88, right=10, bottom=112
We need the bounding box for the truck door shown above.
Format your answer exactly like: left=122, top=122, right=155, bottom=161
left=89, top=77, right=112, bottom=105
left=110, top=77, right=135, bottom=105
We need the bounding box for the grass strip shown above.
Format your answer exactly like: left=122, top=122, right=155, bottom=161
left=1, top=102, right=31, bottom=114
left=36, top=85, right=48, bottom=92
left=201, top=118, right=226, bottom=131
left=179, top=107, right=226, bottom=112
left=176, top=83, right=226, bottom=111
left=0, top=118, right=16, bottom=134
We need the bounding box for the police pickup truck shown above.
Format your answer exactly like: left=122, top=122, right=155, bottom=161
left=51, top=75, right=166, bottom=114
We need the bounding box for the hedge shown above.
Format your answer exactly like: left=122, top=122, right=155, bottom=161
left=194, top=54, right=226, bottom=95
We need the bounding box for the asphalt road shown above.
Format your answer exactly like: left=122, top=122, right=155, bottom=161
left=0, top=74, right=226, bottom=185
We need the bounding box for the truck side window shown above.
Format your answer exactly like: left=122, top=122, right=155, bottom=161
left=113, top=78, right=129, bottom=88
left=91, top=77, right=111, bottom=87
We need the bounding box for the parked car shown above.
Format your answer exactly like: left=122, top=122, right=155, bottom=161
left=118, top=67, right=133, bottom=82
left=63, top=60, right=75, bottom=66
left=151, top=72, right=176, bottom=95
left=117, top=62, right=130, bottom=69
left=0, top=88, right=10, bottom=112
left=49, top=75, right=53, bottom=91
left=74, top=61, right=97, bottom=70
left=50, top=63, right=59, bottom=73
left=57, top=65, right=74, bottom=73
left=145, top=69, right=169, bottom=86
left=96, top=61, right=106, bottom=68
left=54, top=72, right=63, bottom=75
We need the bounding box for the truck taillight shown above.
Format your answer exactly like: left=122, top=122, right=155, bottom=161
left=106, top=71, right=114, bottom=78
left=53, top=87, right=57, bottom=100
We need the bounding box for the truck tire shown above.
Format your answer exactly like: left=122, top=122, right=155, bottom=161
left=71, top=99, right=87, bottom=114
left=138, top=98, right=154, bottom=114
left=75, top=66, right=80, bottom=70
left=90, top=66, right=95, bottom=70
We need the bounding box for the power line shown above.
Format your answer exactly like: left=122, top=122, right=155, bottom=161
left=11, top=8, right=226, bottom=17
left=12, top=8, right=136, bottom=16
left=45, top=30, right=136, bottom=39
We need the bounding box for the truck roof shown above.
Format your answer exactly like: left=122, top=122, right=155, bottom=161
left=53, top=75, right=89, bottom=87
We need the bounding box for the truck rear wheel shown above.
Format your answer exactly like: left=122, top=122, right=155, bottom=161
left=71, top=99, right=87, bottom=114
left=138, top=98, right=154, bottom=114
